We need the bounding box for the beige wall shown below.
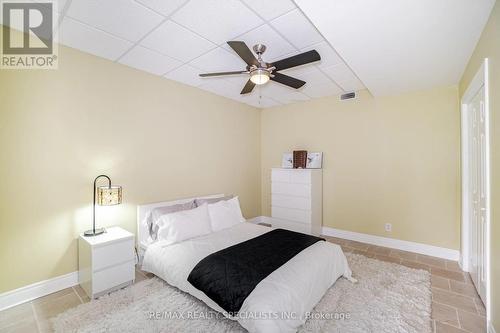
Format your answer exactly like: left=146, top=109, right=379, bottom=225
left=459, top=2, right=499, bottom=330
left=0, top=41, right=261, bottom=293
left=261, top=87, right=461, bottom=250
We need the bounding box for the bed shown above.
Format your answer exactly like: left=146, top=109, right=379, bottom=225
left=138, top=195, right=352, bottom=333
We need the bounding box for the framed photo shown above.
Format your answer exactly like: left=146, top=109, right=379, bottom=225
left=306, top=152, right=323, bottom=169
left=281, top=152, right=293, bottom=168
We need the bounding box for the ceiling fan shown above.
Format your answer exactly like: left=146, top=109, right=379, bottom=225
left=199, top=41, right=321, bottom=94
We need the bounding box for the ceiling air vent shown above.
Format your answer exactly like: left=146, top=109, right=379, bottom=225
left=340, top=92, right=356, bottom=100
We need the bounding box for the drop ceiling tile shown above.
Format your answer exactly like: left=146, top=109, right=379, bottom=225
left=301, top=41, right=343, bottom=69
left=302, top=81, right=343, bottom=98
left=135, top=0, right=188, bottom=17
left=118, top=46, right=182, bottom=75
left=223, top=75, right=250, bottom=87
left=270, top=8, right=323, bottom=49
left=272, top=91, right=310, bottom=105
left=171, top=0, right=263, bottom=45
left=259, top=79, right=300, bottom=96
left=31, top=0, right=67, bottom=13
left=240, top=0, right=296, bottom=21
left=259, top=81, right=309, bottom=104
left=225, top=24, right=295, bottom=61
left=66, top=0, right=164, bottom=42
left=235, top=93, right=281, bottom=108
left=59, top=17, right=133, bottom=61
left=190, top=47, right=247, bottom=72
left=267, top=50, right=299, bottom=63
left=337, top=79, right=365, bottom=93
left=198, top=80, right=241, bottom=100
left=299, top=68, right=333, bottom=86
left=322, top=63, right=365, bottom=92
left=141, top=20, right=216, bottom=62
left=282, top=66, right=331, bottom=85
left=259, top=97, right=282, bottom=108
left=164, top=64, right=207, bottom=87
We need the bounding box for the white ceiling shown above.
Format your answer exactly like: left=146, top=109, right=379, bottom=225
left=295, top=0, right=496, bottom=96
left=4, top=0, right=495, bottom=105
left=2, top=0, right=361, bottom=108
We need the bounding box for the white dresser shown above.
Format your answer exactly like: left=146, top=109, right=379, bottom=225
left=78, top=227, right=135, bottom=299
left=271, top=168, right=322, bottom=235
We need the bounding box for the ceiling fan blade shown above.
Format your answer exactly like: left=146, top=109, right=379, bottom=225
left=199, top=71, right=247, bottom=77
left=271, top=72, right=306, bottom=89
left=240, top=79, right=256, bottom=94
left=271, top=50, right=320, bottom=71
left=227, top=41, right=259, bottom=67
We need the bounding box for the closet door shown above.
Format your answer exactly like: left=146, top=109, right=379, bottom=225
left=468, top=86, right=487, bottom=302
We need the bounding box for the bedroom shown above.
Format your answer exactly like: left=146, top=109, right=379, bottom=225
left=0, top=0, right=498, bottom=332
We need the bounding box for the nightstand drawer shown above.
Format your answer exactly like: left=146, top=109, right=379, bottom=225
left=93, top=239, right=134, bottom=271
left=93, top=260, right=135, bottom=294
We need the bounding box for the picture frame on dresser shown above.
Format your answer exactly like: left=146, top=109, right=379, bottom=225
left=281, top=152, right=293, bottom=168
left=306, top=152, right=323, bottom=169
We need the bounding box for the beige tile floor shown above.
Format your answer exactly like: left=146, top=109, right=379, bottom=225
left=0, top=236, right=486, bottom=333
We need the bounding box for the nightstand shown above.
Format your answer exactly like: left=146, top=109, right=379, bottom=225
left=78, top=226, right=135, bottom=299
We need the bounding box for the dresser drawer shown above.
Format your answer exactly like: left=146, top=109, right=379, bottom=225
left=272, top=194, right=311, bottom=210
left=93, top=239, right=134, bottom=271
left=272, top=169, right=312, bottom=184
left=93, top=260, right=135, bottom=294
left=271, top=182, right=311, bottom=197
left=272, top=206, right=311, bottom=224
left=271, top=169, right=291, bottom=182
left=290, top=171, right=311, bottom=184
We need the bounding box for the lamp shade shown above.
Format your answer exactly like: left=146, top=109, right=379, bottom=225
left=97, top=186, right=122, bottom=206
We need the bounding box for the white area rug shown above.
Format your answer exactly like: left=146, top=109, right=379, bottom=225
left=53, top=253, right=432, bottom=333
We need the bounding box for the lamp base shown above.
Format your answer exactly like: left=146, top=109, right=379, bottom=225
left=84, top=228, right=106, bottom=237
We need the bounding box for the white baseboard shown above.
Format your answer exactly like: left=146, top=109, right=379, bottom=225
left=322, top=226, right=460, bottom=261
left=248, top=216, right=460, bottom=261
left=0, top=271, right=78, bottom=311
left=489, top=321, right=497, bottom=333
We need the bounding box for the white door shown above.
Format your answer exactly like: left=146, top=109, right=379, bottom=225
left=467, top=86, right=487, bottom=302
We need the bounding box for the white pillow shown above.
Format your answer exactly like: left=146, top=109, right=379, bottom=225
left=207, top=196, right=245, bottom=232
left=156, top=204, right=212, bottom=246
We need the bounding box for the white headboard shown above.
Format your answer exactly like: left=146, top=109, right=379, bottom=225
left=136, top=194, right=224, bottom=251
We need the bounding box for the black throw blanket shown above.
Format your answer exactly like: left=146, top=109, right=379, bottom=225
left=187, top=228, right=325, bottom=313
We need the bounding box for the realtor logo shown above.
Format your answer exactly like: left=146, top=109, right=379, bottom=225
left=1, top=1, right=58, bottom=69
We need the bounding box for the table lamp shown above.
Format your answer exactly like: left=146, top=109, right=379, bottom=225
left=84, top=174, right=122, bottom=237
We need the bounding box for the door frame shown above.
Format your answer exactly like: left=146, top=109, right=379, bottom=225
left=460, top=58, right=490, bottom=319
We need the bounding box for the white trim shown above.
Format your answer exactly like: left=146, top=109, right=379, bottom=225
left=489, top=321, right=497, bottom=333
left=460, top=58, right=491, bottom=321
left=322, top=226, right=460, bottom=261
left=460, top=59, right=489, bottom=271
left=249, top=216, right=460, bottom=261
left=460, top=91, right=471, bottom=272
left=0, top=271, right=78, bottom=311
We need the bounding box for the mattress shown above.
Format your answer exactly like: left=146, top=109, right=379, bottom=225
left=142, top=222, right=352, bottom=333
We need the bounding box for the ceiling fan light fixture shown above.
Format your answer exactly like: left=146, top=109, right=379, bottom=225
left=250, top=68, right=270, bottom=85
left=199, top=42, right=321, bottom=94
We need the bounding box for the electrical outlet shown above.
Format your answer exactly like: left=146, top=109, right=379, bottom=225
left=385, top=223, right=392, bottom=232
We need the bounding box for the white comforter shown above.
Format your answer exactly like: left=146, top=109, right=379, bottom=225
left=142, top=223, right=352, bottom=333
